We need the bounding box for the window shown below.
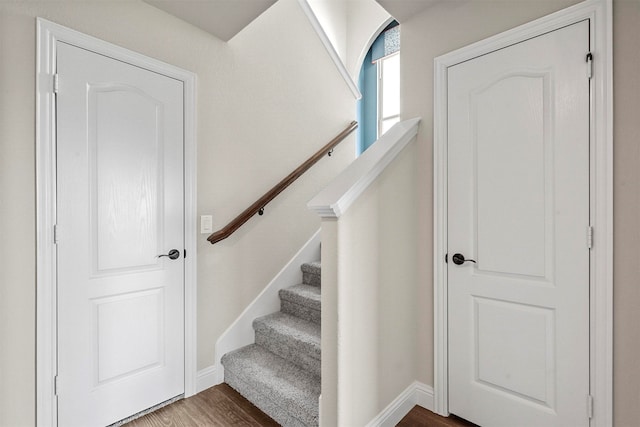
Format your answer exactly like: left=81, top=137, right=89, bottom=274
left=378, top=52, right=400, bottom=136
left=357, top=21, right=400, bottom=155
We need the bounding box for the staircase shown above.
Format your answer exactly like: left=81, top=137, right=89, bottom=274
left=221, top=262, right=321, bottom=426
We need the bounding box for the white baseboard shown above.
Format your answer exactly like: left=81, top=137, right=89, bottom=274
left=196, top=366, right=217, bottom=393
left=213, top=231, right=322, bottom=384
left=414, top=382, right=435, bottom=412
left=365, top=381, right=434, bottom=427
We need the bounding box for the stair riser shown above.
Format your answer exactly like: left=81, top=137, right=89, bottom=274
left=254, top=330, right=320, bottom=378
left=302, top=271, right=321, bottom=287
left=281, top=300, right=321, bottom=325
left=224, top=370, right=310, bottom=427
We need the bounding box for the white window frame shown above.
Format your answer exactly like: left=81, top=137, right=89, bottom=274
left=377, top=52, right=401, bottom=138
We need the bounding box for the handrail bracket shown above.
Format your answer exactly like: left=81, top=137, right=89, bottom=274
left=207, top=121, right=358, bottom=244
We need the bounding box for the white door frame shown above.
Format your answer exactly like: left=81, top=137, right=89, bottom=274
left=35, top=18, right=198, bottom=426
left=433, top=0, right=613, bottom=425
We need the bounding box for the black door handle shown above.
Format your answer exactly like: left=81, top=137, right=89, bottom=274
left=157, top=249, right=180, bottom=260
left=452, top=253, right=476, bottom=265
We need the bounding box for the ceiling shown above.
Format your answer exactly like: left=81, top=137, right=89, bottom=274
left=374, top=0, right=440, bottom=23
left=144, top=0, right=278, bottom=41
left=143, top=0, right=439, bottom=43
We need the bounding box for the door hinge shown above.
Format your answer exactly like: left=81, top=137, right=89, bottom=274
left=54, top=375, right=59, bottom=396
left=587, top=226, right=593, bottom=249
left=587, top=394, right=594, bottom=419
left=53, top=224, right=58, bottom=245
left=586, top=52, right=593, bottom=79
left=53, top=74, right=59, bottom=94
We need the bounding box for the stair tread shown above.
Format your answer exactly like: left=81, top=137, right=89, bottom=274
left=280, top=284, right=321, bottom=309
left=255, top=312, right=320, bottom=344
left=254, top=312, right=320, bottom=359
left=222, top=344, right=319, bottom=424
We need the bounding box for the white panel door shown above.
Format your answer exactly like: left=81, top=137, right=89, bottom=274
left=56, top=42, right=185, bottom=426
left=447, top=21, right=590, bottom=426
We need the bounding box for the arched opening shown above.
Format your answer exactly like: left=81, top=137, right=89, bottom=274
left=356, top=20, right=400, bottom=155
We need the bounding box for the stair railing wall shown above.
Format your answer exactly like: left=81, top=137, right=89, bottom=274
left=207, top=121, right=357, bottom=244
left=308, top=118, right=421, bottom=426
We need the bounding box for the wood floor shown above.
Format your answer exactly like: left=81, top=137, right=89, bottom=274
left=397, top=405, right=477, bottom=427
left=124, top=384, right=279, bottom=427
left=124, top=384, right=476, bottom=426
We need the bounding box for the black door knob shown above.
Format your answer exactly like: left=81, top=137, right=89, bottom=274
left=452, top=253, right=476, bottom=265
left=157, top=249, right=180, bottom=260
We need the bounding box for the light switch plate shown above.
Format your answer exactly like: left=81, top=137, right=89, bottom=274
left=200, top=215, right=213, bottom=234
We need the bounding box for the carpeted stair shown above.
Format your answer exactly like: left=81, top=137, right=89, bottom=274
left=221, top=262, right=321, bottom=426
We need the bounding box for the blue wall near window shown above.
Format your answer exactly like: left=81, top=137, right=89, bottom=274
left=356, top=47, right=378, bottom=155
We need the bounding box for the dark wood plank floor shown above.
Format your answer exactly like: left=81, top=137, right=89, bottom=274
left=124, top=384, right=279, bottom=426
left=397, top=405, right=478, bottom=427
left=125, top=384, right=476, bottom=426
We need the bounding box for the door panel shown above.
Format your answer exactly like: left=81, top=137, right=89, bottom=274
left=474, top=297, right=556, bottom=407
left=56, top=42, right=184, bottom=427
left=93, top=288, right=164, bottom=385
left=474, top=72, right=550, bottom=278
left=90, top=85, right=164, bottom=273
left=447, top=21, right=590, bottom=426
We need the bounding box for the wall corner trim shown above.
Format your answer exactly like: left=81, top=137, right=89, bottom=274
left=308, top=118, right=420, bottom=218
left=365, top=381, right=434, bottom=427
left=296, top=0, right=362, bottom=100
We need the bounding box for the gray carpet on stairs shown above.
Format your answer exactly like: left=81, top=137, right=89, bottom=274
left=301, top=261, right=321, bottom=287
left=279, top=284, right=321, bottom=325
left=221, top=262, right=321, bottom=427
left=254, top=312, right=320, bottom=377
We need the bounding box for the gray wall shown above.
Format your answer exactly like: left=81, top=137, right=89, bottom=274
left=0, top=1, right=356, bottom=425
left=400, top=0, right=640, bottom=424
left=1, top=0, right=639, bottom=425
left=612, top=0, right=640, bottom=424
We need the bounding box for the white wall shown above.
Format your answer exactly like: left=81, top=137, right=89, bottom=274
left=305, top=0, right=390, bottom=82
left=400, top=1, right=640, bottom=424
left=339, top=143, right=418, bottom=425
left=312, top=0, right=640, bottom=422
left=346, top=0, right=391, bottom=80
left=327, top=0, right=640, bottom=423
left=318, top=134, right=419, bottom=426
left=0, top=0, right=356, bottom=425
left=307, top=0, right=348, bottom=62
left=399, top=0, right=584, bottom=388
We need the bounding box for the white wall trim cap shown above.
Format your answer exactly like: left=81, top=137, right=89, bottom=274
left=297, top=0, right=362, bottom=100
left=365, top=381, right=434, bottom=427
left=308, top=118, right=420, bottom=219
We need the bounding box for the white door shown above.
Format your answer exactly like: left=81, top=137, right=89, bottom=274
left=56, top=42, right=185, bottom=426
left=447, top=21, right=590, bottom=426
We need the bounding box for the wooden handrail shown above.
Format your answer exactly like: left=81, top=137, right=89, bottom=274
left=208, top=121, right=358, bottom=244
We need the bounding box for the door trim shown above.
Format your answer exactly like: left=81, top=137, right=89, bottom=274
left=36, top=18, right=198, bottom=426
left=432, top=0, right=612, bottom=425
